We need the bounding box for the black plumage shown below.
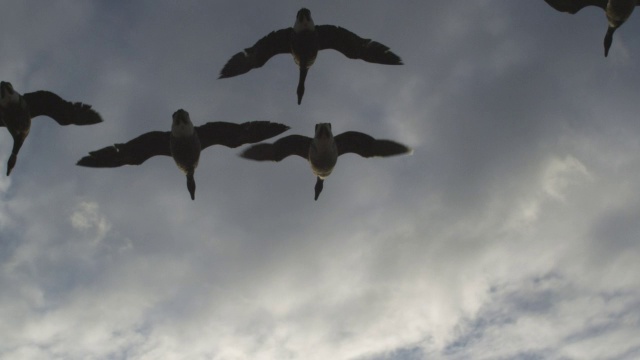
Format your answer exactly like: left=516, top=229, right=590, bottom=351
left=0, top=81, right=103, bottom=175
left=77, top=109, right=289, bottom=200
left=240, top=123, right=411, bottom=200
left=219, top=8, right=403, bottom=104
left=544, top=0, right=640, bottom=56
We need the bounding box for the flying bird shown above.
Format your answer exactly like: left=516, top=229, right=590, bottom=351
left=240, top=123, right=411, bottom=200
left=544, top=0, right=640, bottom=56
left=0, top=81, right=103, bottom=176
left=219, top=8, right=403, bottom=104
left=77, top=109, right=289, bottom=200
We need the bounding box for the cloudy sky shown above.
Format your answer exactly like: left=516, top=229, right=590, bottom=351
left=1, top=1, right=640, bottom=359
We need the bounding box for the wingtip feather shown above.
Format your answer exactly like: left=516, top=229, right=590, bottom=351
left=239, top=144, right=276, bottom=162
left=76, top=145, right=123, bottom=168
left=74, top=102, right=104, bottom=125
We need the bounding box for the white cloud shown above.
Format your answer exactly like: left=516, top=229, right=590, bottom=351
left=542, top=155, right=591, bottom=201
left=1, top=1, right=640, bottom=359
left=70, top=201, right=111, bottom=246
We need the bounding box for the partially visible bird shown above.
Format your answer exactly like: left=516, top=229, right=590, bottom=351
left=544, top=0, right=640, bottom=56
left=77, top=109, right=289, bottom=200
left=0, top=81, right=103, bottom=175
left=219, top=8, right=403, bottom=104
left=240, top=123, right=411, bottom=200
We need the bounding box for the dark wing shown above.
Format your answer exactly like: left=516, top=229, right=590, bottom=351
left=544, top=0, right=607, bottom=13
left=219, top=28, right=293, bottom=78
left=196, top=121, right=289, bottom=150
left=240, top=135, right=311, bottom=162
left=76, top=131, right=171, bottom=167
left=23, top=90, right=103, bottom=125
left=316, top=25, right=402, bottom=65
left=335, top=131, right=411, bottom=158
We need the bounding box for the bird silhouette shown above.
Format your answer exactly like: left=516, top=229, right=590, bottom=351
left=0, top=81, right=103, bottom=176
left=77, top=109, right=289, bottom=200
left=240, top=123, right=411, bottom=200
left=219, top=8, right=403, bottom=104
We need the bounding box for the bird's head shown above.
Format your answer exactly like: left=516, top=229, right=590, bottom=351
left=294, top=8, right=315, bottom=32
left=171, top=109, right=195, bottom=136
left=0, top=81, right=20, bottom=108
left=314, top=122, right=333, bottom=140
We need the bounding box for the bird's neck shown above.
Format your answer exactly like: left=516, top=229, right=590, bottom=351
left=294, top=18, right=315, bottom=33
left=171, top=122, right=195, bottom=138
left=0, top=90, right=21, bottom=109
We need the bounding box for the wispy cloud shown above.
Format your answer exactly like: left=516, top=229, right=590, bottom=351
left=1, top=1, right=639, bottom=359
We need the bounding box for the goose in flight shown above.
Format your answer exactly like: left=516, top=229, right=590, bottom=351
left=77, top=109, right=289, bottom=200
left=0, top=81, right=103, bottom=176
left=219, top=8, right=403, bottom=104
left=544, top=0, right=640, bottom=56
left=240, top=123, right=411, bottom=200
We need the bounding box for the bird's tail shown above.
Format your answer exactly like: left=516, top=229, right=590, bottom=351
left=6, top=153, right=17, bottom=176
left=187, top=172, right=196, bottom=200
left=7, top=136, right=25, bottom=176
left=297, top=67, right=308, bottom=105
left=314, top=177, right=324, bottom=201
left=604, top=26, right=616, bottom=57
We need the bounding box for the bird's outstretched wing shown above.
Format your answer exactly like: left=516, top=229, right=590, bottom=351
left=335, top=131, right=411, bottom=157
left=219, top=28, right=293, bottom=78
left=23, top=90, right=103, bottom=125
left=240, top=134, right=311, bottom=162
left=196, top=121, right=289, bottom=150
left=77, top=131, right=171, bottom=167
left=316, top=25, right=402, bottom=65
left=544, top=0, right=608, bottom=13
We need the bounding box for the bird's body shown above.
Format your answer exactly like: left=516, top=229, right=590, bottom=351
left=77, top=109, right=288, bottom=200
left=291, top=8, right=319, bottom=69
left=170, top=133, right=201, bottom=174
left=0, top=96, right=31, bottom=141
left=170, top=111, right=202, bottom=197
left=219, top=8, right=403, bottom=104
left=607, top=0, right=637, bottom=26
left=170, top=110, right=201, bottom=173
left=308, top=123, right=338, bottom=179
left=544, top=0, right=640, bottom=56
left=0, top=81, right=103, bottom=175
left=240, top=123, right=411, bottom=200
